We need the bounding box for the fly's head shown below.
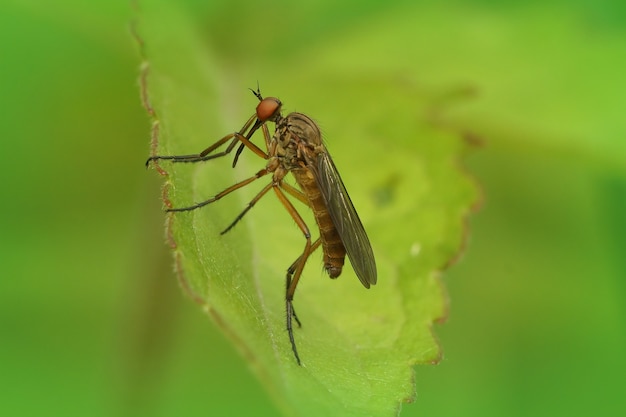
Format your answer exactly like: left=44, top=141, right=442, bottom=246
left=256, top=97, right=282, bottom=123
left=250, top=87, right=282, bottom=123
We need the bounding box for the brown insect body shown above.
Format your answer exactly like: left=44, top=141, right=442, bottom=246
left=272, top=112, right=346, bottom=279
left=292, top=168, right=346, bottom=278
left=147, top=89, right=376, bottom=365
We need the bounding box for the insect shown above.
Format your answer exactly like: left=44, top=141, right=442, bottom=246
left=146, top=88, right=377, bottom=365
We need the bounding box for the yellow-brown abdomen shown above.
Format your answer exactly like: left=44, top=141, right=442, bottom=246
left=292, top=168, right=346, bottom=278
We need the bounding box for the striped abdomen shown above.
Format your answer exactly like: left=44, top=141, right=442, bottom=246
left=292, top=168, right=345, bottom=278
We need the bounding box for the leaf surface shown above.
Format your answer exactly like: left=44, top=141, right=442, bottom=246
left=136, top=1, right=478, bottom=416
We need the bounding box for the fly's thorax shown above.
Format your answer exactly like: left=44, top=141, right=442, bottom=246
left=272, top=129, right=299, bottom=170
left=285, top=112, right=322, bottom=147
left=273, top=112, right=323, bottom=170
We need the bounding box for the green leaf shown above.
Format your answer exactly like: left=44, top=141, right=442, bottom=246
left=136, top=1, right=478, bottom=416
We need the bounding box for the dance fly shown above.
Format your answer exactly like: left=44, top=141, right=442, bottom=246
left=146, top=88, right=377, bottom=364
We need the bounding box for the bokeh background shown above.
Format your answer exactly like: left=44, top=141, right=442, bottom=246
left=1, top=1, right=625, bottom=416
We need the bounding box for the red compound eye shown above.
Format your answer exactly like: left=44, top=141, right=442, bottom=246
left=256, top=97, right=281, bottom=121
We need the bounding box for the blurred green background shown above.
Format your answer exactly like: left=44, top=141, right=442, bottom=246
left=1, top=0, right=624, bottom=416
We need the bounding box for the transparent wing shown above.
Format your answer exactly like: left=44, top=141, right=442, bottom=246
left=312, top=151, right=377, bottom=288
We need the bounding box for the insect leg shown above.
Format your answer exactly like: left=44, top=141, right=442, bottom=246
left=146, top=133, right=239, bottom=166
left=145, top=114, right=259, bottom=166
left=232, top=119, right=273, bottom=168
left=281, top=182, right=309, bottom=205
left=220, top=182, right=273, bottom=235
left=279, top=182, right=315, bottom=327
left=167, top=168, right=269, bottom=212
left=285, top=238, right=322, bottom=327
left=273, top=186, right=315, bottom=365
